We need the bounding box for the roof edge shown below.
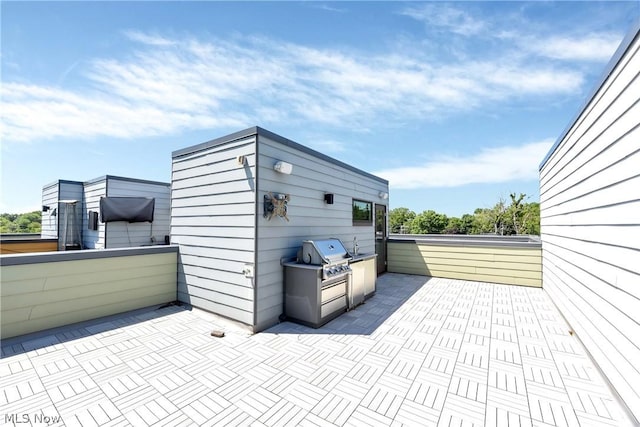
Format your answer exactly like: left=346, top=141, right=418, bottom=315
left=42, top=179, right=83, bottom=190
left=172, top=126, right=259, bottom=158
left=83, top=175, right=170, bottom=187
left=539, top=17, right=640, bottom=171
left=172, top=126, right=389, bottom=185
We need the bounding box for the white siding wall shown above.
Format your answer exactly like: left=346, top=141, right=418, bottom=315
left=171, top=137, right=257, bottom=325
left=255, top=135, right=389, bottom=330
left=83, top=179, right=106, bottom=249
left=41, top=183, right=59, bottom=239
left=106, top=178, right=171, bottom=249
left=539, top=31, right=640, bottom=421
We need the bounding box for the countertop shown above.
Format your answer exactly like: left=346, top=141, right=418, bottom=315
left=349, top=253, right=377, bottom=262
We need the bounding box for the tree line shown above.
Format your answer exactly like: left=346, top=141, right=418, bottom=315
left=390, top=193, right=540, bottom=235
left=0, top=211, right=42, bottom=233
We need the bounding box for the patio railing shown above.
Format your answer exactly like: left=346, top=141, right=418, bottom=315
left=1, top=245, right=178, bottom=339
left=387, top=234, right=542, bottom=287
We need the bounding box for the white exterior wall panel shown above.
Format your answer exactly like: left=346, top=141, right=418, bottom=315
left=539, top=28, right=640, bottom=422
left=83, top=179, right=107, bottom=249
left=255, top=135, right=389, bottom=330
left=41, top=183, right=59, bottom=239
left=106, top=178, right=171, bottom=248
left=171, top=137, right=257, bottom=326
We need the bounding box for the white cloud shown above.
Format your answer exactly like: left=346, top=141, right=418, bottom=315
left=0, top=31, right=587, bottom=144
left=400, top=4, right=623, bottom=63
left=375, top=139, right=554, bottom=189
left=528, top=33, right=622, bottom=62
left=122, top=30, right=177, bottom=46
left=400, top=4, right=486, bottom=36
left=311, top=4, right=347, bottom=13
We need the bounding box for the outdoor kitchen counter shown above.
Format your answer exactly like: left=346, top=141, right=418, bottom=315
left=349, top=253, right=377, bottom=302
left=350, top=253, right=377, bottom=262
left=282, top=261, right=322, bottom=269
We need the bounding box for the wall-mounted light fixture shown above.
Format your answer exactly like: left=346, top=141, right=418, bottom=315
left=324, top=193, right=334, bottom=204
left=379, top=192, right=389, bottom=200
left=43, top=205, right=50, bottom=212
left=274, top=161, right=293, bottom=175
left=236, top=155, right=246, bottom=166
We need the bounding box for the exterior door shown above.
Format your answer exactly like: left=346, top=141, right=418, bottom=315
left=375, top=204, right=387, bottom=275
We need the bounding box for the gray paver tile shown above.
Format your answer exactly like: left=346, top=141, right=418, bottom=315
left=200, top=405, right=255, bottom=427
left=183, top=391, right=231, bottom=423
left=311, top=392, right=358, bottom=425
left=258, top=398, right=307, bottom=427
left=345, top=405, right=393, bottom=427
left=485, top=405, right=533, bottom=427
left=439, top=393, right=485, bottom=427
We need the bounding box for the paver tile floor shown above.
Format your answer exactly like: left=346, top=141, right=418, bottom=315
left=0, top=275, right=632, bottom=426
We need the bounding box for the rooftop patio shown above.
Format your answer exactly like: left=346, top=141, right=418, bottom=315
left=0, top=274, right=631, bottom=426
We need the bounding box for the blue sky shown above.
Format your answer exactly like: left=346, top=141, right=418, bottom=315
left=1, top=1, right=638, bottom=216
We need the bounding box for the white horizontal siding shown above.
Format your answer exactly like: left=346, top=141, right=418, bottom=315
left=41, top=184, right=58, bottom=239
left=105, top=178, right=171, bottom=249
left=255, top=135, right=388, bottom=330
left=540, top=30, right=640, bottom=422
left=171, top=137, right=257, bottom=326
left=83, top=180, right=106, bottom=249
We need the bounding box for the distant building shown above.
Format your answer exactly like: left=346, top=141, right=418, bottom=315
left=41, top=175, right=170, bottom=250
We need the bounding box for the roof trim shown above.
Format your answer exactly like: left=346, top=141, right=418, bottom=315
left=172, top=126, right=389, bottom=185
left=42, top=179, right=83, bottom=190
left=0, top=245, right=178, bottom=266
left=172, top=126, right=260, bottom=158
left=539, top=18, right=640, bottom=171
left=83, top=175, right=170, bottom=187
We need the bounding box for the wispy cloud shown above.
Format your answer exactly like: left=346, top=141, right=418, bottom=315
left=400, top=4, right=486, bottom=36
left=310, top=4, right=347, bottom=13
left=375, top=139, right=554, bottom=189
left=528, top=33, right=623, bottom=62
left=0, top=29, right=593, bottom=144
left=400, top=4, right=623, bottom=63
left=122, top=30, right=177, bottom=46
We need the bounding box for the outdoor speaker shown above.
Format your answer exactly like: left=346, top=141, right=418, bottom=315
left=88, top=211, right=99, bottom=230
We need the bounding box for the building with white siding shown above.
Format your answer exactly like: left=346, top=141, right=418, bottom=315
left=41, top=180, right=84, bottom=250
left=171, top=127, right=390, bottom=332
left=41, top=175, right=171, bottom=250
left=539, top=21, right=640, bottom=422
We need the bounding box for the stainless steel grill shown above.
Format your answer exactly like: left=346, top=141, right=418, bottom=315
left=283, top=238, right=353, bottom=328
left=300, top=238, right=352, bottom=280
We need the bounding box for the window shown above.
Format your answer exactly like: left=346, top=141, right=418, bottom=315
left=352, top=199, right=373, bottom=226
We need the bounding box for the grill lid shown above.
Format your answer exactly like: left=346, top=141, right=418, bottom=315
left=300, top=238, right=350, bottom=265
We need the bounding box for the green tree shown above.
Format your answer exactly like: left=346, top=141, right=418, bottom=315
left=520, top=202, right=540, bottom=235
left=460, top=214, right=474, bottom=234
left=411, top=210, right=448, bottom=234
left=389, top=207, right=416, bottom=234
left=444, top=217, right=464, bottom=234
left=507, top=193, right=526, bottom=235
left=0, top=211, right=42, bottom=233
left=471, top=208, right=494, bottom=234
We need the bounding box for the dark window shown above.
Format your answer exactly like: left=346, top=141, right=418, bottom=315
left=352, top=199, right=373, bottom=226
